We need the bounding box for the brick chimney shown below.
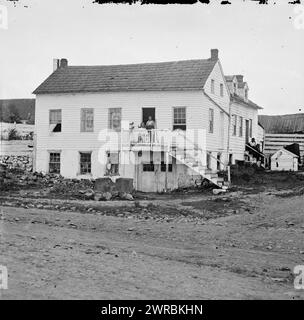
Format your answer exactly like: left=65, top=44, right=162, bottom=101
left=236, top=75, right=244, bottom=83
left=210, top=49, right=219, bottom=61
left=60, top=58, right=68, bottom=68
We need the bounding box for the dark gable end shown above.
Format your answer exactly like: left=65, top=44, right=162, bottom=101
left=33, top=59, right=217, bottom=95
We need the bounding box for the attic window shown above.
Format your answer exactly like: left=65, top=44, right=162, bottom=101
left=220, top=84, right=224, bottom=97
left=211, top=79, right=215, bottom=94
left=49, top=109, right=62, bottom=132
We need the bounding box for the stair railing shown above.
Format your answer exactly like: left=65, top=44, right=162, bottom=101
left=173, top=130, right=231, bottom=184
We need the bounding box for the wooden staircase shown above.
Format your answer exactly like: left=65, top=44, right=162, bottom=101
left=169, top=147, right=229, bottom=190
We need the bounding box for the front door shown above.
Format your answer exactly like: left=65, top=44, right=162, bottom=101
left=245, top=120, right=250, bottom=143
left=142, top=108, right=155, bottom=127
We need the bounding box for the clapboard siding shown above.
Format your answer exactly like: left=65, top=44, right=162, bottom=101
left=229, top=101, right=259, bottom=161
left=35, top=90, right=230, bottom=177
left=204, top=61, right=230, bottom=114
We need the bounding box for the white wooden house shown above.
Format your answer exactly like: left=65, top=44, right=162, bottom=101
left=225, top=75, right=263, bottom=163
left=270, top=149, right=298, bottom=171
left=33, top=49, right=262, bottom=192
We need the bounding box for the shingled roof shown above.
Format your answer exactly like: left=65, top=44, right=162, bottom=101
left=33, top=58, right=218, bottom=94
left=259, top=113, right=304, bottom=134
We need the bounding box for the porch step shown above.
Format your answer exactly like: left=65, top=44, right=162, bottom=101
left=169, top=148, right=229, bottom=190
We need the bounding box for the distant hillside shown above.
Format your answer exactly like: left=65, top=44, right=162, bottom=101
left=259, top=113, right=304, bottom=134
left=0, top=99, right=35, bottom=124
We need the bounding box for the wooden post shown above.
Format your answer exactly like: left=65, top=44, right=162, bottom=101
left=165, top=150, right=169, bottom=192
left=227, top=165, right=231, bottom=184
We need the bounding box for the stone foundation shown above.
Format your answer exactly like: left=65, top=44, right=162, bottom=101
left=0, top=155, right=33, bottom=172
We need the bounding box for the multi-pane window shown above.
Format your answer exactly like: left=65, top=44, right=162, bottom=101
left=49, top=152, right=60, bottom=174
left=232, top=114, right=237, bottom=136
left=209, top=108, right=214, bottom=133
left=81, top=108, right=94, bottom=132
left=220, top=83, right=224, bottom=97
left=211, top=79, right=215, bottom=94
left=108, top=108, right=121, bottom=131
left=80, top=152, right=91, bottom=174
left=239, top=116, right=243, bottom=137
left=173, top=107, right=186, bottom=131
left=49, top=109, right=62, bottom=132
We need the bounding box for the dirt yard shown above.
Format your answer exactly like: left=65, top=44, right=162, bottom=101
left=1, top=176, right=304, bottom=299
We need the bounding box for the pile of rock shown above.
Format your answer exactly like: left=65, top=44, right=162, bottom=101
left=79, top=178, right=134, bottom=201
left=0, top=155, right=33, bottom=172
left=0, top=166, right=135, bottom=201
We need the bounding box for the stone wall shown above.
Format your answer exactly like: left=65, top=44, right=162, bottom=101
left=0, top=155, right=33, bottom=172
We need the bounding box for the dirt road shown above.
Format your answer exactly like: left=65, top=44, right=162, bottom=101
left=0, top=191, right=304, bottom=299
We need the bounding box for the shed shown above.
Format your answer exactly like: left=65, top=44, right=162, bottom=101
left=270, top=148, right=298, bottom=171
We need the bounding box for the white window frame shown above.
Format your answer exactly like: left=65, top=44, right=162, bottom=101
left=209, top=108, right=214, bottom=133
left=173, top=107, right=186, bottom=131
left=232, top=114, right=237, bottom=136
left=211, top=79, right=215, bottom=94
left=108, top=108, right=122, bottom=132
left=80, top=108, right=94, bottom=132
left=220, top=83, right=224, bottom=97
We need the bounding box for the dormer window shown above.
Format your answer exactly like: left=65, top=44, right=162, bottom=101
left=211, top=79, right=215, bottom=94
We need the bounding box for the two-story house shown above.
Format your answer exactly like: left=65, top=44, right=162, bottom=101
left=33, top=49, right=261, bottom=192
left=225, top=75, right=263, bottom=163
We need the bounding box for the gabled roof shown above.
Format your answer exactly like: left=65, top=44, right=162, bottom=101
left=231, top=94, right=263, bottom=110
left=33, top=59, right=218, bottom=95
left=271, top=148, right=299, bottom=158
left=259, top=113, right=304, bottom=134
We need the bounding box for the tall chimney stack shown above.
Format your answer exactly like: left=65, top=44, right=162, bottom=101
left=60, top=58, right=68, bottom=68
left=210, top=49, right=219, bottom=61
left=236, top=75, right=244, bottom=83
left=53, top=58, right=60, bottom=71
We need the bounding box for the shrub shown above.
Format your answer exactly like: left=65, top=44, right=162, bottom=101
left=7, top=128, right=21, bottom=140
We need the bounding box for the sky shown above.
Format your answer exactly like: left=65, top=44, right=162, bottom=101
left=0, top=0, right=303, bottom=115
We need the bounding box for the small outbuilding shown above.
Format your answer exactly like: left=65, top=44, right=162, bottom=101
left=270, top=148, right=298, bottom=171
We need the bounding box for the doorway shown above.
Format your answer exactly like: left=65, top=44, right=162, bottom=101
left=142, top=108, right=155, bottom=126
